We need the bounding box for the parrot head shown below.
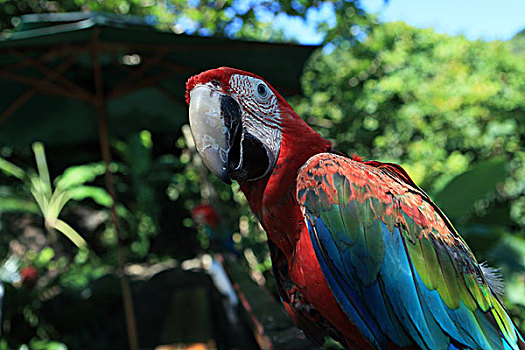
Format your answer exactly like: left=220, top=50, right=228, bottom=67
left=186, top=67, right=287, bottom=184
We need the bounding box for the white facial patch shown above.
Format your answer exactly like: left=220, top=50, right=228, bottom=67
left=229, top=74, right=282, bottom=163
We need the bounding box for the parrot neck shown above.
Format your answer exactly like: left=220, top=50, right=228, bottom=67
left=240, top=112, right=332, bottom=258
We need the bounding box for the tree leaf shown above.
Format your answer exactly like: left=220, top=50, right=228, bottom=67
left=32, top=142, right=52, bottom=199
left=51, top=219, right=86, bottom=248
left=433, top=159, right=507, bottom=221
left=0, top=195, right=39, bottom=214
left=68, top=186, right=113, bottom=208
left=0, top=157, right=25, bottom=180
left=54, top=163, right=106, bottom=190
left=35, top=246, right=55, bottom=268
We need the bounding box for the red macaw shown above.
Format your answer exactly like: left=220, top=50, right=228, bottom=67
left=185, top=67, right=524, bottom=350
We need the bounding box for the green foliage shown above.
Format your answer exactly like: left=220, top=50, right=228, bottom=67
left=297, top=22, right=524, bottom=189
left=0, top=247, right=109, bottom=349
left=0, top=142, right=88, bottom=247
left=509, top=29, right=525, bottom=56
left=324, top=335, right=346, bottom=349
left=0, top=144, right=122, bottom=348
left=114, top=131, right=160, bottom=257
left=433, top=158, right=507, bottom=221
left=27, top=340, right=68, bottom=350
left=112, top=130, right=187, bottom=258
left=0, top=0, right=366, bottom=42
left=0, top=196, right=39, bottom=214
left=34, top=247, right=55, bottom=268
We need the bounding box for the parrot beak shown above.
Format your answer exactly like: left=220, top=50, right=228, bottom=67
left=188, top=84, right=232, bottom=184
left=189, top=82, right=276, bottom=184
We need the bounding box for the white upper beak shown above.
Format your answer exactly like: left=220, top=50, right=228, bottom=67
left=188, top=85, right=230, bottom=182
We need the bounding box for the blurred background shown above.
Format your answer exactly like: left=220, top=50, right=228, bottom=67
left=0, top=1, right=523, bottom=349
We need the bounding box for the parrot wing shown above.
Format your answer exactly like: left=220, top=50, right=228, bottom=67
left=296, top=153, right=523, bottom=350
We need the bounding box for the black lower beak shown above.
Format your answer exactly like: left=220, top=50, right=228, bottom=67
left=220, top=95, right=273, bottom=182
left=227, top=129, right=272, bottom=182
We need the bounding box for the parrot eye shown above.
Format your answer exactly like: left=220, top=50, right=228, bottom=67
left=256, top=83, right=268, bottom=99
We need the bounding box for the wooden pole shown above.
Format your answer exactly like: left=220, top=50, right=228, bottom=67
left=91, top=29, right=140, bottom=350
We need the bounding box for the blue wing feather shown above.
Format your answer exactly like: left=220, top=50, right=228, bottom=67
left=309, top=218, right=387, bottom=348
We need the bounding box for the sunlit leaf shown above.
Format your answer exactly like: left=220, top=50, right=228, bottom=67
left=433, top=159, right=507, bottom=221
left=35, top=247, right=55, bottom=268
left=0, top=157, right=25, bottom=179
left=30, top=176, right=48, bottom=216
left=0, top=196, right=39, bottom=214
left=55, top=163, right=106, bottom=190
left=32, top=142, right=52, bottom=199
left=29, top=339, right=67, bottom=350
left=46, top=189, right=72, bottom=222
left=51, top=219, right=86, bottom=248
left=68, top=186, right=113, bottom=208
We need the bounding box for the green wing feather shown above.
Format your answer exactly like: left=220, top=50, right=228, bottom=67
left=297, top=153, right=523, bottom=349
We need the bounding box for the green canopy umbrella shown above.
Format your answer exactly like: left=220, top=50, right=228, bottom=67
left=0, top=12, right=317, bottom=350
left=0, top=12, right=316, bottom=146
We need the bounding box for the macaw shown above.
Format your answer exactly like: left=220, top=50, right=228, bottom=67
left=185, top=67, right=524, bottom=350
